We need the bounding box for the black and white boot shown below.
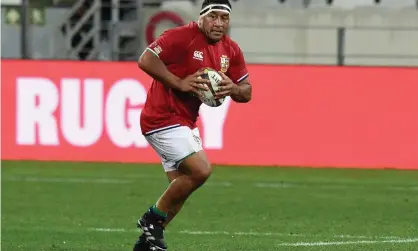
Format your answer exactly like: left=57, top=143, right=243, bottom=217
left=137, top=209, right=167, bottom=251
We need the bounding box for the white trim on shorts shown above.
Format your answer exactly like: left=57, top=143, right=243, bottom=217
left=145, top=126, right=203, bottom=172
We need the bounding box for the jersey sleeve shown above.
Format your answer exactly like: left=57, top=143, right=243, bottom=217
left=228, top=44, right=249, bottom=84
left=146, top=28, right=187, bottom=64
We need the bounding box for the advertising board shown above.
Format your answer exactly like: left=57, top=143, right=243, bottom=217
left=2, top=60, right=418, bottom=169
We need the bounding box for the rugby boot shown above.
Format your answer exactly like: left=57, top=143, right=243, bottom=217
left=133, top=233, right=152, bottom=251
left=137, top=208, right=167, bottom=251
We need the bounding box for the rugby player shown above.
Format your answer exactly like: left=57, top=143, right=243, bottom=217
left=133, top=0, right=252, bottom=250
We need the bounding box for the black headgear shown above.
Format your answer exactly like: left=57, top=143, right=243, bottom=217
left=200, top=0, right=232, bottom=17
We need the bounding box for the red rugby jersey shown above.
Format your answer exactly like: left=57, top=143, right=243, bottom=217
left=140, top=22, right=249, bottom=135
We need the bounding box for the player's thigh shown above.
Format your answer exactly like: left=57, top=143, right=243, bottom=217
left=178, top=150, right=212, bottom=182
left=166, top=154, right=211, bottom=183
left=145, top=126, right=204, bottom=172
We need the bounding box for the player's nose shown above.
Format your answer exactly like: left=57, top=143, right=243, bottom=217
left=214, top=17, right=223, bottom=26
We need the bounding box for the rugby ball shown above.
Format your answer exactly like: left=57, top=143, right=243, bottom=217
left=197, top=68, right=226, bottom=107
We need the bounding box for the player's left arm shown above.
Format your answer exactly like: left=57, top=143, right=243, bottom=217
left=217, top=71, right=251, bottom=103
left=230, top=77, right=252, bottom=103
left=217, top=44, right=252, bottom=103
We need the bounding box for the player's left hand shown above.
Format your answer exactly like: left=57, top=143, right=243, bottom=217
left=216, top=71, right=238, bottom=98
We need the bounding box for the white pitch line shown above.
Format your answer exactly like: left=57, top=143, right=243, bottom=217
left=3, top=176, right=132, bottom=184
left=3, top=176, right=232, bottom=187
left=254, top=182, right=418, bottom=191
left=178, top=230, right=304, bottom=237
left=178, top=230, right=403, bottom=240
left=4, top=176, right=418, bottom=191
left=88, top=228, right=404, bottom=240
left=205, top=181, right=233, bottom=187
left=253, top=182, right=298, bottom=188
left=277, top=238, right=418, bottom=247
left=92, top=228, right=128, bottom=232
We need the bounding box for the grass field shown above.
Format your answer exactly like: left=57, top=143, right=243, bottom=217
left=2, top=160, right=418, bottom=251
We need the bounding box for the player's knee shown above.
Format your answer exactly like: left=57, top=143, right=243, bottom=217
left=191, top=162, right=212, bottom=185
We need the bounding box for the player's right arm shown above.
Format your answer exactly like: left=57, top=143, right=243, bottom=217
left=137, top=29, right=209, bottom=95
left=138, top=47, right=183, bottom=90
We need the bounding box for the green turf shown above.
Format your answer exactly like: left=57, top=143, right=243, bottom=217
left=2, top=160, right=418, bottom=251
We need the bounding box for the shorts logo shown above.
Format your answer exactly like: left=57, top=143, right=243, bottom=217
left=220, top=55, right=229, bottom=73
left=193, top=135, right=201, bottom=145
left=193, top=51, right=204, bottom=61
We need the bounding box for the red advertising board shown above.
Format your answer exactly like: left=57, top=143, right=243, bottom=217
left=1, top=60, right=418, bottom=169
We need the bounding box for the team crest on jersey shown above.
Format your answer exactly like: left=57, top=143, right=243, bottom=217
left=220, top=55, right=230, bottom=73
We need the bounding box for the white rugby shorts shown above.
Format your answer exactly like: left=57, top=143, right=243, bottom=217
left=144, top=125, right=203, bottom=172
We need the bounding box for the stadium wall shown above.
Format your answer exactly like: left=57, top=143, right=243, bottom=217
left=2, top=6, right=418, bottom=66
left=139, top=6, right=418, bottom=66
left=2, top=60, right=418, bottom=170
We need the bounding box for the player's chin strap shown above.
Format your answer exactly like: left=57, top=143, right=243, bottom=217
left=199, top=4, right=231, bottom=17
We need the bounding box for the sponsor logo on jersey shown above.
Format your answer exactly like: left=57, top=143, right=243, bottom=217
left=220, top=55, right=230, bottom=72
left=193, top=51, right=204, bottom=61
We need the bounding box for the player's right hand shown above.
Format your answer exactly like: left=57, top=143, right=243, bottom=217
left=178, top=70, right=210, bottom=98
